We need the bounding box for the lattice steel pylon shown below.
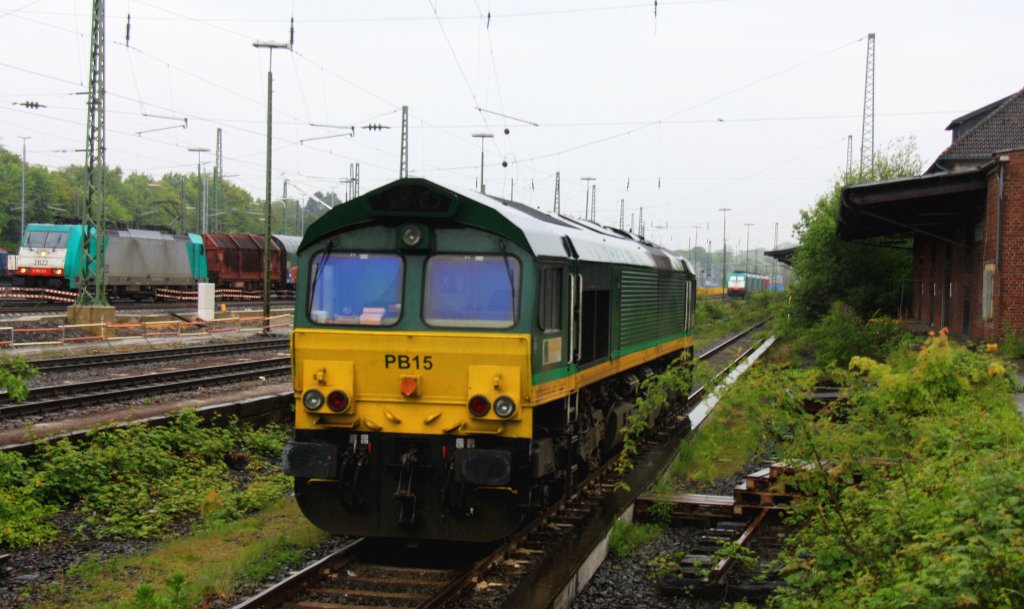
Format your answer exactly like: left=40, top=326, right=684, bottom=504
left=846, top=134, right=853, bottom=174
left=77, top=0, right=108, bottom=306
left=859, top=33, right=875, bottom=178
left=214, top=128, right=223, bottom=232
left=553, top=171, right=560, bottom=213
left=399, top=105, right=409, bottom=178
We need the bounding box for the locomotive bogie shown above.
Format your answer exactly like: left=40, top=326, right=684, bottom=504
left=287, top=429, right=532, bottom=541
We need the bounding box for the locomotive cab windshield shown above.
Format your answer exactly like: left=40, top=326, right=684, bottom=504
left=424, top=254, right=520, bottom=328
left=309, top=252, right=403, bottom=326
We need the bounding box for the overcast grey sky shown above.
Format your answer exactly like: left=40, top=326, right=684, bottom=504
left=1, top=0, right=1020, bottom=252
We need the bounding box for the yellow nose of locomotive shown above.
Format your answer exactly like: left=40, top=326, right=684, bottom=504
left=292, top=329, right=532, bottom=438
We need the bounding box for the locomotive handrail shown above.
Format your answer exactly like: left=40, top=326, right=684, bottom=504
left=568, top=273, right=577, bottom=364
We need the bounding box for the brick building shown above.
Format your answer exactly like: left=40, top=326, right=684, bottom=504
left=838, top=88, right=1024, bottom=341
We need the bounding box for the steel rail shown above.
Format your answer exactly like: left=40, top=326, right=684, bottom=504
left=688, top=324, right=770, bottom=408
left=696, top=320, right=766, bottom=360
left=27, top=338, right=289, bottom=372
left=228, top=539, right=364, bottom=609
left=0, top=357, right=290, bottom=418
left=0, top=299, right=296, bottom=316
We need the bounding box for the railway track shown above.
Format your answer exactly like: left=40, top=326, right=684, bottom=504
left=25, top=337, right=290, bottom=373
left=0, top=356, right=290, bottom=419
left=0, top=299, right=296, bottom=316
left=231, top=539, right=476, bottom=609
left=227, top=324, right=771, bottom=609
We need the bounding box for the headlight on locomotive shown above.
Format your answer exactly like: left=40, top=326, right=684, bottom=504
left=493, top=396, right=516, bottom=418
left=468, top=394, right=491, bottom=417
left=326, top=390, right=350, bottom=412
left=302, top=389, right=325, bottom=411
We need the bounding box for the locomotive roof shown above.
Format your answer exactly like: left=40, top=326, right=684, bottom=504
left=272, top=234, right=303, bottom=255
left=106, top=228, right=192, bottom=240
left=302, top=178, right=688, bottom=272
left=26, top=223, right=77, bottom=231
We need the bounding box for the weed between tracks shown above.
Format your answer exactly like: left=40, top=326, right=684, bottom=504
left=26, top=500, right=327, bottom=609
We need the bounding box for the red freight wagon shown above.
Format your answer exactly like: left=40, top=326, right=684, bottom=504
left=201, top=233, right=288, bottom=291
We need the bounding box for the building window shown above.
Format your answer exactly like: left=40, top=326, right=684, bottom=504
left=982, top=263, right=995, bottom=321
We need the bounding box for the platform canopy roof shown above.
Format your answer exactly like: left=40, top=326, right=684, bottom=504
left=764, top=246, right=796, bottom=266
left=837, top=167, right=988, bottom=241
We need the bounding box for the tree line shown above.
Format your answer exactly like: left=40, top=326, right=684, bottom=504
left=0, top=146, right=342, bottom=251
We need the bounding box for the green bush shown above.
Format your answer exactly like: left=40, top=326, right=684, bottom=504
left=699, top=299, right=726, bottom=322
left=648, top=500, right=673, bottom=527
left=0, top=356, right=36, bottom=402
left=2, top=410, right=291, bottom=545
left=999, top=325, right=1024, bottom=359
left=110, top=573, right=189, bottom=609
left=0, top=487, right=59, bottom=548
left=739, top=334, right=1024, bottom=608
left=608, top=517, right=662, bottom=559
left=804, top=302, right=904, bottom=369
left=0, top=451, right=58, bottom=547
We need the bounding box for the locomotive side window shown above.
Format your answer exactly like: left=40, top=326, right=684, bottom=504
left=308, top=252, right=403, bottom=326
left=539, top=267, right=562, bottom=331
left=424, top=255, right=520, bottom=328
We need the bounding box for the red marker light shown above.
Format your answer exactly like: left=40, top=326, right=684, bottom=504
left=327, top=390, right=350, bottom=412
left=468, top=394, right=490, bottom=417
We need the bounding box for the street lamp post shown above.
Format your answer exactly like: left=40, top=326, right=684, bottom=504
left=254, top=39, right=291, bottom=334
left=471, top=133, right=493, bottom=193
left=744, top=223, right=753, bottom=273
left=691, top=224, right=700, bottom=283
left=719, top=208, right=731, bottom=289
left=772, top=222, right=778, bottom=291
left=19, top=136, right=30, bottom=245
left=187, top=147, right=209, bottom=232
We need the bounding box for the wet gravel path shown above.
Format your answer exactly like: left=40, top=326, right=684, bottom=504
left=570, top=448, right=781, bottom=609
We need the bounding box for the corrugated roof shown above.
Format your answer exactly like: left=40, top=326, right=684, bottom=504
left=934, top=87, right=1024, bottom=165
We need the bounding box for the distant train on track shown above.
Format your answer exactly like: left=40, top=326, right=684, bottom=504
left=282, top=178, right=696, bottom=542
left=727, top=271, right=769, bottom=297
left=11, top=223, right=302, bottom=298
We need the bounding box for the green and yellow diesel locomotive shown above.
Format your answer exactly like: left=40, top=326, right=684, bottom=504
left=283, top=178, right=695, bottom=542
